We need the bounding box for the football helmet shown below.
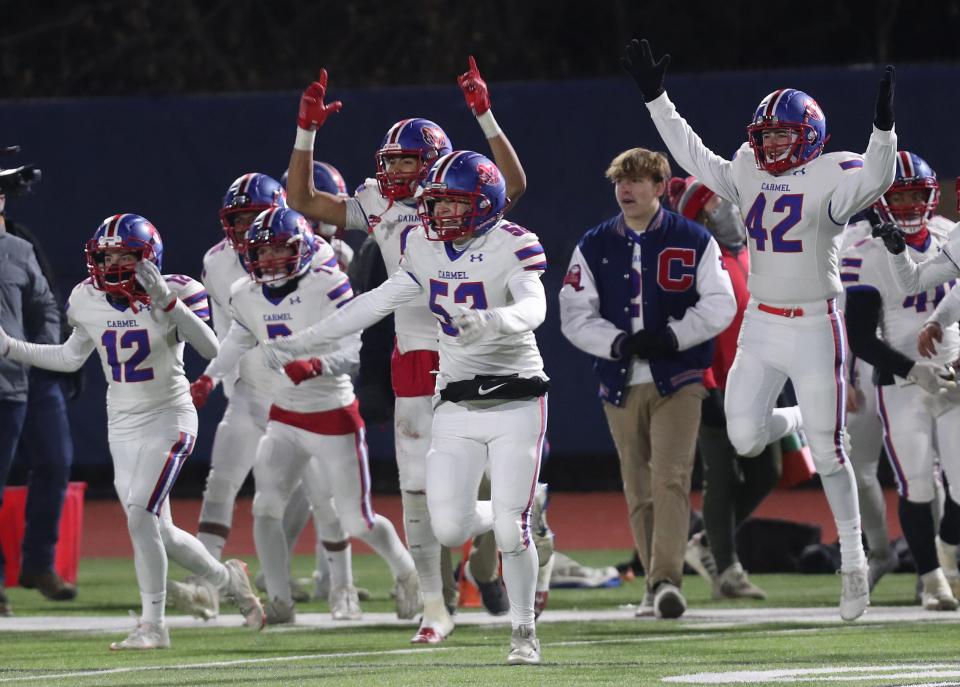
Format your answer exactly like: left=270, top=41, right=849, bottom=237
left=244, top=207, right=315, bottom=285
left=417, top=151, right=506, bottom=242
left=85, top=213, right=163, bottom=304
left=375, top=118, right=452, bottom=201
left=220, top=173, right=287, bottom=251
left=747, top=89, right=827, bottom=174
left=875, top=151, right=939, bottom=234
left=280, top=161, right=348, bottom=239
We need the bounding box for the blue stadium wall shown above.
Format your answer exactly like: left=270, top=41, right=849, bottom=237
left=2, top=64, right=957, bottom=487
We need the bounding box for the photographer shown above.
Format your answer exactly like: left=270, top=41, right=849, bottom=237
left=0, top=178, right=78, bottom=614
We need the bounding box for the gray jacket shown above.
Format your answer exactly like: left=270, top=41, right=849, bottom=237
left=0, top=231, right=60, bottom=402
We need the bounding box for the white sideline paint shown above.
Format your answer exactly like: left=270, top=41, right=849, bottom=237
left=663, top=664, right=960, bottom=684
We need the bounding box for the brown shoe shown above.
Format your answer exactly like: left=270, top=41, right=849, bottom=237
left=0, top=585, right=12, bottom=616
left=19, top=570, right=77, bottom=601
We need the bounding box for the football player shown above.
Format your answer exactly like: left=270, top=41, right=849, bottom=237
left=623, top=38, right=904, bottom=620
left=0, top=214, right=264, bottom=649
left=187, top=172, right=366, bottom=620
left=842, top=151, right=960, bottom=610
left=262, top=151, right=549, bottom=665
left=202, top=206, right=418, bottom=625
left=285, top=60, right=527, bottom=642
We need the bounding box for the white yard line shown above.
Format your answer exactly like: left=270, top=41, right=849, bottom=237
left=663, top=664, right=960, bottom=684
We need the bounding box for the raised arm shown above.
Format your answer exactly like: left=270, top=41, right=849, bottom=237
left=287, top=69, right=348, bottom=228
left=457, top=56, right=526, bottom=211
left=622, top=39, right=739, bottom=203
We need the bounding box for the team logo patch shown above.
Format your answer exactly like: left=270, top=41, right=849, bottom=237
left=421, top=126, right=447, bottom=150
left=477, top=162, right=501, bottom=187
left=804, top=99, right=824, bottom=121
left=563, top=264, right=584, bottom=291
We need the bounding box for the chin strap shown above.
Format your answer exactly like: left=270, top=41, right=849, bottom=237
left=904, top=226, right=929, bottom=250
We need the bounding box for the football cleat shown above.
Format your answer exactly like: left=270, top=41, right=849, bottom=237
left=839, top=565, right=870, bottom=621
left=634, top=590, right=656, bottom=618
left=329, top=585, right=362, bottom=621
left=109, top=613, right=170, bottom=651
left=935, top=537, right=960, bottom=597
left=920, top=568, right=960, bottom=611
left=713, top=562, right=767, bottom=600
left=393, top=569, right=422, bottom=620
left=265, top=597, right=296, bottom=625
left=507, top=623, right=541, bottom=665
left=166, top=579, right=218, bottom=620
left=224, top=559, right=265, bottom=630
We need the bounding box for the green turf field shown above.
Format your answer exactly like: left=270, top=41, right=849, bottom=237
left=2, top=550, right=959, bottom=686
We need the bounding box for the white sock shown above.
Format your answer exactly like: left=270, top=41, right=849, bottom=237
left=402, top=491, right=443, bottom=596
left=857, top=477, right=890, bottom=555
left=141, top=590, right=166, bottom=624
left=938, top=538, right=959, bottom=577
left=254, top=515, right=292, bottom=604
left=502, top=544, right=538, bottom=628
left=536, top=552, right=555, bottom=593
left=160, top=515, right=229, bottom=590
left=283, top=485, right=312, bottom=555
left=353, top=514, right=415, bottom=578
left=326, top=544, right=353, bottom=590
left=821, top=462, right=866, bottom=571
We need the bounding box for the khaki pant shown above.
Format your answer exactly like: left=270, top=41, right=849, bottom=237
left=604, top=382, right=704, bottom=590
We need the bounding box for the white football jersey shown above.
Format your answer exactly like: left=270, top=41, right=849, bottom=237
left=65, top=275, right=210, bottom=414
left=841, top=216, right=959, bottom=366
left=202, top=235, right=339, bottom=400
left=647, top=93, right=896, bottom=305
left=346, top=179, right=436, bottom=353
left=229, top=265, right=356, bottom=413
left=399, top=220, right=547, bottom=384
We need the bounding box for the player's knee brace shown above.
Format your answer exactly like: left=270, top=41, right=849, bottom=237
left=726, top=417, right=767, bottom=458
left=493, top=514, right=527, bottom=556
left=401, top=491, right=436, bottom=550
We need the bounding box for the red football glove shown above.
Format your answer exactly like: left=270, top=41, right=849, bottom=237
left=297, top=69, right=343, bottom=130
left=457, top=56, right=491, bottom=116
left=190, top=375, right=214, bottom=409
left=284, top=358, right=323, bottom=385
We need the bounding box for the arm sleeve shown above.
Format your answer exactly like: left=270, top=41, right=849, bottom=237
left=203, top=319, right=258, bottom=381
left=166, top=300, right=219, bottom=360
left=558, top=246, right=625, bottom=360
left=888, top=249, right=960, bottom=294
left=645, top=92, right=740, bottom=204
left=844, top=287, right=914, bottom=378
left=5, top=327, right=95, bottom=372
left=314, top=331, right=361, bottom=377
left=668, top=239, right=737, bottom=350
left=927, top=285, right=960, bottom=328
left=22, top=247, right=61, bottom=345
left=828, top=127, right=898, bottom=224
left=281, top=268, right=422, bottom=355
left=492, top=270, right=546, bottom=335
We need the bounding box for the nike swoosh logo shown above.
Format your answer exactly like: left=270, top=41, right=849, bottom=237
left=478, top=383, right=507, bottom=396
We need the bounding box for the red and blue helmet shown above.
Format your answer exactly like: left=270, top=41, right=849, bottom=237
left=280, top=161, right=348, bottom=239
left=417, top=151, right=507, bottom=242
left=875, top=151, right=939, bottom=234
left=376, top=118, right=453, bottom=201
left=220, top=173, right=287, bottom=251
left=747, top=89, right=827, bottom=174
left=85, top=213, right=163, bottom=302
left=243, top=207, right=315, bottom=285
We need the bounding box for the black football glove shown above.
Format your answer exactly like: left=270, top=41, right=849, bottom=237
left=872, top=221, right=906, bottom=255
left=621, top=39, right=671, bottom=103
left=874, top=65, right=896, bottom=131
left=615, top=328, right=678, bottom=360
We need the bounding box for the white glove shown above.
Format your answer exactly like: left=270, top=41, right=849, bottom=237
left=135, top=260, right=174, bottom=309
left=452, top=308, right=500, bottom=345
left=0, top=324, right=10, bottom=357
left=906, top=361, right=958, bottom=395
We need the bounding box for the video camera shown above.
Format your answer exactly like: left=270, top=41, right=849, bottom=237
left=0, top=146, right=41, bottom=196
